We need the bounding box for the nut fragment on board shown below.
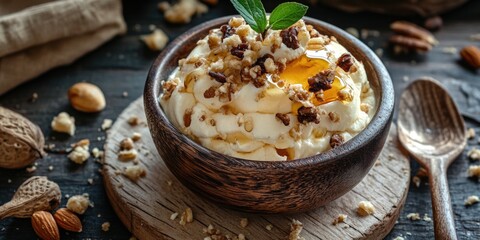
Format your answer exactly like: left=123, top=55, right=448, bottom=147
left=464, top=195, right=479, bottom=206
left=141, top=29, right=169, bottom=51
left=101, top=119, right=113, bottom=131
left=357, top=201, right=375, bottom=216
left=288, top=219, right=304, bottom=240
left=66, top=194, right=90, bottom=215
left=68, top=139, right=90, bottom=164
left=468, top=147, right=480, bottom=161
left=123, top=165, right=146, bottom=181
left=332, top=214, right=347, bottom=225
left=0, top=107, right=46, bottom=169
left=68, top=82, right=106, bottom=113
left=406, top=212, right=421, bottom=221
left=460, top=45, right=480, bottom=69
left=467, top=128, right=476, bottom=139
left=468, top=165, right=480, bottom=178
left=128, top=116, right=141, bottom=126
left=53, top=208, right=83, bottom=232
left=118, top=149, right=138, bottom=161
left=51, top=112, right=75, bottom=136
left=179, top=207, right=193, bottom=225
left=31, top=211, right=60, bottom=240
left=101, top=222, right=111, bottom=232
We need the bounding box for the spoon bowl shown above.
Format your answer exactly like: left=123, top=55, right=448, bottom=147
left=398, top=77, right=466, bottom=240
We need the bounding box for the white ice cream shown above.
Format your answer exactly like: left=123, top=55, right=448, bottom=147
left=160, top=17, right=376, bottom=161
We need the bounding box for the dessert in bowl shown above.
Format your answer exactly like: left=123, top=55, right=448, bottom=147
left=144, top=16, right=394, bottom=213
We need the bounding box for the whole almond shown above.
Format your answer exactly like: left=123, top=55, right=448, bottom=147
left=460, top=45, right=480, bottom=69
left=53, top=208, right=83, bottom=232
left=32, top=211, right=60, bottom=240
left=68, top=82, right=106, bottom=113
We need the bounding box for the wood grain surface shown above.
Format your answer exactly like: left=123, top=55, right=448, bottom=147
left=0, top=0, right=479, bottom=239
left=103, top=97, right=409, bottom=240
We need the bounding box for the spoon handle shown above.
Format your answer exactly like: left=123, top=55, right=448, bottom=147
left=429, top=160, right=457, bottom=240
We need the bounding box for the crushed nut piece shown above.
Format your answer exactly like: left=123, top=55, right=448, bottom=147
left=328, top=112, right=339, bottom=122
left=118, top=149, right=138, bottom=161
left=68, top=140, right=90, bottom=165
left=183, top=109, right=193, bottom=127
left=308, top=69, right=334, bottom=92
left=141, top=29, right=169, bottom=51
left=204, top=87, right=216, bottom=99
left=332, top=214, right=347, bottom=225
left=468, top=165, right=480, bottom=178
left=231, top=43, right=249, bottom=59
left=407, top=213, right=421, bottom=221
left=208, top=71, right=227, bottom=83
left=275, top=113, right=290, bottom=126
left=280, top=27, right=300, bottom=50
left=467, top=128, right=476, bottom=139
left=170, top=212, right=179, bottom=220
left=423, top=214, right=432, bottom=222
left=265, top=224, right=273, bottom=231
left=288, top=219, right=303, bottom=240
left=120, top=138, right=134, bottom=150
left=465, top=195, right=480, bottom=206
left=101, top=119, right=113, bottom=131
left=131, top=132, right=142, bottom=142
left=26, top=166, right=37, bottom=173
left=161, top=80, right=178, bottom=100
left=124, top=165, right=146, bottom=181
left=468, top=148, right=480, bottom=161
left=330, top=134, right=344, bottom=149
left=51, top=112, right=75, bottom=136
left=161, top=0, right=208, bottom=24
left=357, top=201, right=375, bottom=216
left=67, top=194, right=90, bottom=214
left=179, top=207, right=193, bottom=225
left=128, top=116, right=141, bottom=126
left=101, top=222, right=110, bottom=232
left=297, top=107, right=320, bottom=124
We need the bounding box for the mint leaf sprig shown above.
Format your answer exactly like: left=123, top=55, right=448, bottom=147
left=230, top=0, right=308, bottom=35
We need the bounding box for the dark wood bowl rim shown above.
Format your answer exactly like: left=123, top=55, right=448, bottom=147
left=144, top=15, right=394, bottom=169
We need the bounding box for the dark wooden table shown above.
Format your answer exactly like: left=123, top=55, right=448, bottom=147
left=1, top=1, right=479, bottom=239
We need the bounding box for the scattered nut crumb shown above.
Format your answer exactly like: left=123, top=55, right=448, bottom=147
left=468, top=165, right=480, bottom=178
left=467, top=128, right=476, bottom=139
left=26, top=166, right=37, bottom=173
left=118, top=149, right=138, bottom=161
left=101, top=222, right=110, bottom=232
left=51, top=112, right=75, bottom=136
left=141, top=29, right=169, bottom=51
left=407, top=212, right=421, bottom=221
left=48, top=165, right=54, bottom=171
left=288, top=219, right=303, bottom=240
left=68, top=140, right=90, bottom=164
left=465, top=195, right=480, bottom=206
left=67, top=194, right=90, bottom=214
left=179, top=207, right=193, bottom=225
left=87, top=178, right=94, bottom=185
left=265, top=224, right=273, bottom=231
left=123, top=165, right=146, bottom=181
left=240, top=218, right=248, bottom=228
left=92, top=147, right=104, bottom=159
left=412, top=176, right=421, bottom=187
left=423, top=214, right=432, bottom=222
left=101, top=119, right=113, bottom=131
left=120, top=137, right=135, bottom=150
left=357, top=201, right=375, bottom=216
left=29, top=92, right=38, bottom=103
left=170, top=212, right=179, bottom=220
left=468, top=148, right=480, bottom=161
left=131, top=132, right=142, bottom=142
left=332, top=214, right=347, bottom=225
left=128, top=116, right=141, bottom=126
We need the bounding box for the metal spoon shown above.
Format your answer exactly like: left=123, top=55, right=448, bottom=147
left=398, top=77, right=466, bottom=240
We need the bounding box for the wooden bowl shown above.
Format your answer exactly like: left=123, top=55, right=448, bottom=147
left=144, top=16, right=394, bottom=213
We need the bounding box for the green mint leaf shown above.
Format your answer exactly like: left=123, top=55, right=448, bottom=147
left=230, top=0, right=267, bottom=33
left=269, top=2, right=308, bottom=30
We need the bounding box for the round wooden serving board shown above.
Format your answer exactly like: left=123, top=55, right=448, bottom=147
left=103, top=98, right=410, bottom=240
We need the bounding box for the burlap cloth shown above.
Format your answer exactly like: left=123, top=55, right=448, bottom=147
left=0, top=0, right=127, bottom=95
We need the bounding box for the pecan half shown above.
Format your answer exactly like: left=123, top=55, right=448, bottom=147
left=275, top=113, right=290, bottom=126
left=336, top=54, right=354, bottom=72
left=203, top=87, right=216, bottom=98
left=390, top=21, right=438, bottom=46
left=308, top=69, right=334, bottom=92
left=208, top=71, right=227, bottom=83
left=297, top=106, right=320, bottom=124
left=220, top=25, right=235, bottom=40
left=460, top=45, right=480, bottom=69
left=231, top=43, right=249, bottom=59
left=389, top=35, right=432, bottom=52
left=330, top=134, right=344, bottom=148
left=280, top=27, right=300, bottom=50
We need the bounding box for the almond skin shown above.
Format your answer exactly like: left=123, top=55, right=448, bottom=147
left=68, top=82, right=106, bottom=113
left=460, top=45, right=480, bottom=69
left=31, top=211, right=60, bottom=240
left=53, top=208, right=83, bottom=232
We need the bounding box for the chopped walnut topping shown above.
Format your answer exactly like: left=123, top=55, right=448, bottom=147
left=220, top=24, right=235, bottom=40
left=254, top=54, right=274, bottom=74
left=280, top=27, right=300, bottom=50
left=162, top=80, right=178, bottom=100
left=338, top=88, right=353, bottom=102
left=288, top=84, right=310, bottom=102
left=208, top=71, right=227, bottom=83
left=407, top=213, right=421, bottom=221
left=179, top=207, right=193, bottom=225
left=330, top=134, right=344, bottom=148
left=357, top=201, right=375, bottom=216
left=297, top=107, right=320, bottom=124
left=306, top=24, right=320, bottom=38
left=183, top=109, right=193, bottom=127
left=465, top=195, right=480, bottom=206
left=231, top=43, right=249, bottom=58
left=288, top=219, right=304, bottom=240
left=332, top=214, right=347, bottom=225
left=308, top=69, right=334, bottom=92
left=204, top=87, right=216, bottom=98
left=328, top=112, right=339, bottom=122
left=276, top=113, right=290, bottom=126
left=337, top=53, right=354, bottom=72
